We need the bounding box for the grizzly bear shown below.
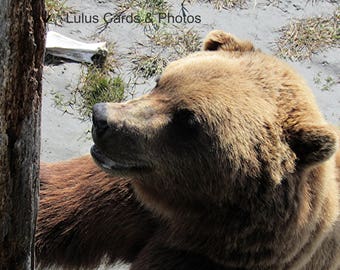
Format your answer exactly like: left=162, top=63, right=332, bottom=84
left=36, top=31, right=340, bottom=270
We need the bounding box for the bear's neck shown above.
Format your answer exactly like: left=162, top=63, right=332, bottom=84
left=158, top=165, right=337, bottom=269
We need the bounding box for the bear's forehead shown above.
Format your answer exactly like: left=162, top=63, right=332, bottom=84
left=162, top=53, right=236, bottom=83
left=155, top=53, right=277, bottom=107
left=156, top=56, right=237, bottom=99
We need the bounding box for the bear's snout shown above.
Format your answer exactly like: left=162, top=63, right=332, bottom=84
left=91, top=99, right=161, bottom=173
left=91, top=102, right=137, bottom=152
left=92, top=103, right=109, bottom=136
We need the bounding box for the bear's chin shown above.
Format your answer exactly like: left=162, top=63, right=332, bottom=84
left=90, top=145, right=149, bottom=174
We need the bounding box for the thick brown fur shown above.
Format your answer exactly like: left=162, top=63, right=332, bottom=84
left=36, top=156, right=159, bottom=269
left=36, top=31, right=340, bottom=269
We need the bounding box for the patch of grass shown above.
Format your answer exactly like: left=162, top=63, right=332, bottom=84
left=321, top=76, right=336, bottom=91
left=207, top=0, right=248, bottom=9
left=75, top=67, right=125, bottom=119
left=51, top=70, right=125, bottom=121
left=51, top=42, right=126, bottom=121
left=307, top=0, right=339, bottom=4
left=129, top=26, right=201, bottom=79
left=116, top=0, right=169, bottom=14
left=313, top=72, right=337, bottom=91
left=45, top=0, right=74, bottom=24
left=100, top=0, right=170, bottom=32
left=131, top=54, right=168, bottom=79
left=276, top=8, right=340, bottom=60
left=147, top=27, right=201, bottom=57
left=74, top=41, right=126, bottom=121
left=313, top=71, right=322, bottom=84
left=183, top=0, right=248, bottom=10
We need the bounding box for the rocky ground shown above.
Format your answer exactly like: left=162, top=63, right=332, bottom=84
left=41, top=0, right=339, bottom=269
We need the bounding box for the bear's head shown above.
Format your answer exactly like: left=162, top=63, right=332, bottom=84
left=91, top=31, right=338, bottom=217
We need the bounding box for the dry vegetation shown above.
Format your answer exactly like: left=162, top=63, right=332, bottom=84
left=205, top=0, right=248, bottom=9
left=115, top=0, right=170, bottom=14
left=45, top=0, right=75, bottom=24
left=129, top=26, right=201, bottom=80
left=75, top=68, right=125, bottom=120
left=100, top=0, right=171, bottom=32
left=276, top=7, right=340, bottom=60
left=182, top=0, right=248, bottom=9
left=52, top=43, right=125, bottom=121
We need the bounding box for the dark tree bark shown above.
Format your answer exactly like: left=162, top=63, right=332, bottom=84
left=0, top=0, right=45, bottom=269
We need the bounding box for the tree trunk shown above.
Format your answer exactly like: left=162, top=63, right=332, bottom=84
left=0, top=0, right=45, bottom=269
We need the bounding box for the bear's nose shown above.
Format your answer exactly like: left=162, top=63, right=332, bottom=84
left=92, top=103, right=108, bottom=136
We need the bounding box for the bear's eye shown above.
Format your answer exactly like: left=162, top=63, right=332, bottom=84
left=171, top=109, right=200, bottom=139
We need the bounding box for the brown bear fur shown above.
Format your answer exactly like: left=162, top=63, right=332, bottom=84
left=36, top=156, right=159, bottom=269
left=36, top=31, right=340, bottom=270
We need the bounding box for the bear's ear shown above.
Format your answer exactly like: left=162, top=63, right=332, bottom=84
left=288, top=125, right=338, bottom=166
left=203, top=30, right=255, bottom=52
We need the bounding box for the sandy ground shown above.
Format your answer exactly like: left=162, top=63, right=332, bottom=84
left=41, top=1, right=339, bottom=269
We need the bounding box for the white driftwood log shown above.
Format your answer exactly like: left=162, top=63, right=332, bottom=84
left=46, top=31, right=107, bottom=64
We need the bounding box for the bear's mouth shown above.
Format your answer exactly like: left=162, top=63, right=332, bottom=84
left=90, top=145, right=149, bottom=173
